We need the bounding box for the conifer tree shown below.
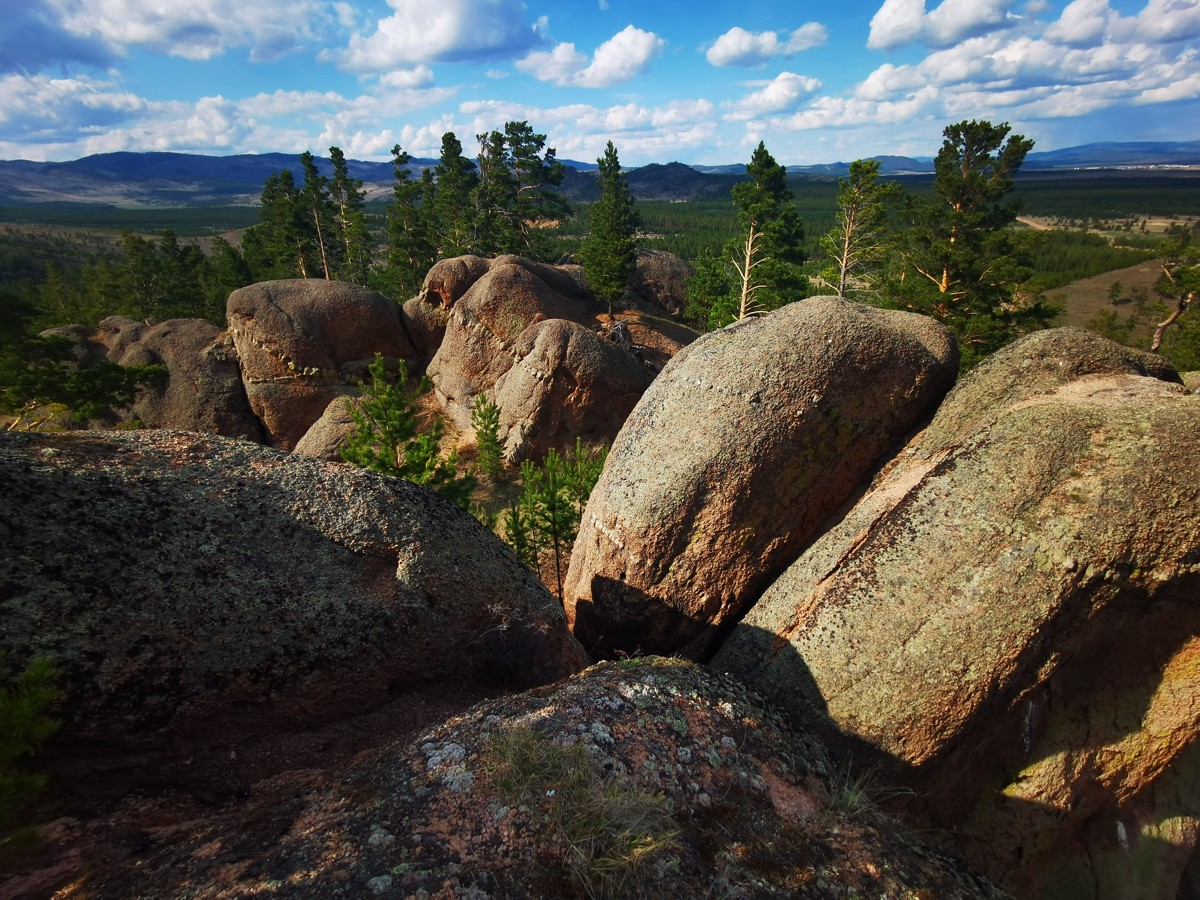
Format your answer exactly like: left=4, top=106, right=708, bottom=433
left=299, top=150, right=338, bottom=279
left=382, top=145, right=437, bottom=297
left=341, top=354, right=475, bottom=510
left=580, top=141, right=640, bottom=322
left=433, top=133, right=479, bottom=258
left=727, top=141, right=806, bottom=321
left=895, top=120, right=1056, bottom=365
left=819, top=159, right=898, bottom=299
left=503, top=121, right=570, bottom=259
left=328, top=146, right=371, bottom=284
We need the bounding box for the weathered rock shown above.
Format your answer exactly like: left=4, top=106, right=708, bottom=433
left=94, top=316, right=263, bottom=440
left=424, top=258, right=601, bottom=432
left=1183, top=369, right=1200, bottom=392
left=400, top=293, right=450, bottom=369
left=714, top=328, right=1200, bottom=897
left=492, top=318, right=655, bottom=462
left=0, top=429, right=587, bottom=749
left=292, top=394, right=357, bottom=460
left=563, top=297, right=959, bottom=659
left=418, top=254, right=494, bottom=307
left=68, top=658, right=1005, bottom=899
left=227, top=279, right=416, bottom=449
left=630, top=248, right=693, bottom=316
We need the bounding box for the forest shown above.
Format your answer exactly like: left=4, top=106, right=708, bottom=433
left=2, top=117, right=1200, bottom=417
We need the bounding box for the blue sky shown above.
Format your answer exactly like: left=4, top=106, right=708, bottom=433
left=2, top=0, right=1198, bottom=166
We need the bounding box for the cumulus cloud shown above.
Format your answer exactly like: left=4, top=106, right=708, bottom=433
left=44, top=0, right=325, bottom=62
left=380, top=66, right=436, bottom=89
left=726, top=72, right=822, bottom=120
left=0, top=69, right=457, bottom=161
left=333, top=0, right=541, bottom=72
left=515, top=25, right=664, bottom=87
left=455, top=96, right=719, bottom=163
left=705, top=23, right=828, bottom=67
left=868, top=0, right=1020, bottom=50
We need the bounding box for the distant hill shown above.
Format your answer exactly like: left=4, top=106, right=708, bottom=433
left=0, top=141, right=1197, bottom=208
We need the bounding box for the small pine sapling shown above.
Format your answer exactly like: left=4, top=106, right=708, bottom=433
left=0, top=653, right=60, bottom=839
left=342, top=354, right=476, bottom=509
left=471, top=395, right=504, bottom=479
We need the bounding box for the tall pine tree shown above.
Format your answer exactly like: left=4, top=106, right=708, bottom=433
left=579, top=141, right=640, bottom=322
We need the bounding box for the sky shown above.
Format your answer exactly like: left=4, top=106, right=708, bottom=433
left=1, top=0, right=1198, bottom=167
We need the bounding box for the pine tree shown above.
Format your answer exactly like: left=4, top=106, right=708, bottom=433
left=473, top=129, right=518, bottom=256
left=895, top=119, right=1053, bottom=365
left=299, top=151, right=338, bottom=280
left=503, top=121, right=570, bottom=259
left=328, top=146, right=371, bottom=284
left=432, top=133, right=479, bottom=258
left=471, top=394, right=504, bottom=478
left=341, top=354, right=475, bottom=509
left=382, top=145, right=437, bottom=297
left=726, top=142, right=806, bottom=322
left=580, top=141, right=640, bottom=322
left=819, top=159, right=898, bottom=299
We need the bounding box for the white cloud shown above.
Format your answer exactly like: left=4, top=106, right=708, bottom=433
left=515, top=25, right=664, bottom=87
left=44, top=0, right=325, bottom=62
left=868, top=0, right=929, bottom=50
left=334, top=0, right=540, bottom=72
left=380, top=66, right=436, bottom=89
left=1134, top=0, right=1200, bottom=43
left=1044, top=0, right=1116, bottom=47
left=705, top=23, right=828, bottom=67
left=868, top=0, right=1020, bottom=50
left=726, top=72, right=822, bottom=120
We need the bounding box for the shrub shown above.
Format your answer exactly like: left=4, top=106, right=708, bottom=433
left=0, top=653, right=60, bottom=840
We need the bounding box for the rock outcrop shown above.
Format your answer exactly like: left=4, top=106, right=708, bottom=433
left=563, top=297, right=959, bottom=659
left=492, top=318, right=654, bottom=462
left=0, top=429, right=586, bottom=749
left=227, top=279, right=417, bottom=449
left=630, top=248, right=693, bottom=316
left=714, top=328, right=1200, bottom=897
left=64, top=658, right=1005, bottom=899
left=96, top=316, right=262, bottom=440
left=424, top=255, right=696, bottom=460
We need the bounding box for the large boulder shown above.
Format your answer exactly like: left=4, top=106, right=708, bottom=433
left=227, top=279, right=417, bottom=449
left=630, top=248, right=693, bottom=316
left=0, top=429, right=587, bottom=750
left=563, top=297, right=959, bottom=659
left=426, top=256, right=601, bottom=429
left=492, top=318, right=654, bottom=462
left=95, top=316, right=262, bottom=441
left=65, top=658, right=1005, bottom=899
left=424, top=255, right=696, bottom=461
left=714, top=328, right=1200, bottom=897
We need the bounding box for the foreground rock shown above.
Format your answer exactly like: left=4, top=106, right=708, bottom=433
left=715, top=329, right=1200, bottom=897
left=227, top=279, right=417, bottom=449
left=0, top=429, right=586, bottom=749
left=564, top=297, right=958, bottom=659
left=62, top=659, right=1004, bottom=899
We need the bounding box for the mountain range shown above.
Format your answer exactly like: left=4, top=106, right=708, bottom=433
left=1, top=141, right=1197, bottom=209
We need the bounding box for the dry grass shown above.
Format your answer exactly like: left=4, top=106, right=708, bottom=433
left=481, top=726, right=681, bottom=898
